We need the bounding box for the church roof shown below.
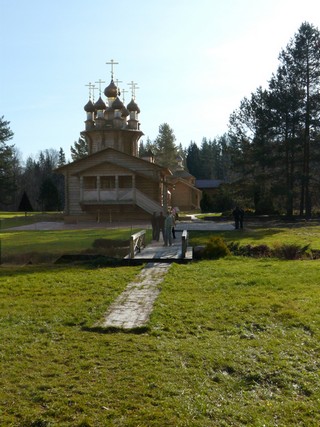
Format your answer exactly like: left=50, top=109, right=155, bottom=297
left=171, top=169, right=193, bottom=179
left=104, top=80, right=118, bottom=98
left=195, top=179, right=224, bottom=189
left=94, top=96, right=106, bottom=110
left=84, top=99, right=95, bottom=113
left=112, top=97, right=124, bottom=110
left=55, top=147, right=172, bottom=178
left=127, top=98, right=140, bottom=113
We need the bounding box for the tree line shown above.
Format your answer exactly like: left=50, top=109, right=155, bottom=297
left=227, top=22, right=320, bottom=216
left=1, top=22, right=320, bottom=216
left=0, top=117, right=66, bottom=212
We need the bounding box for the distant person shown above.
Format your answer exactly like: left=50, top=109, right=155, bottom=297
left=164, top=210, right=174, bottom=246
left=157, top=212, right=165, bottom=242
left=151, top=212, right=157, bottom=240
left=233, top=206, right=244, bottom=229
left=171, top=208, right=176, bottom=239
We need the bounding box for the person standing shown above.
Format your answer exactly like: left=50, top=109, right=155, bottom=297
left=171, top=208, right=176, bottom=239
left=151, top=212, right=157, bottom=240
left=232, top=206, right=244, bottom=229
left=157, top=211, right=165, bottom=242
left=164, top=210, right=174, bottom=246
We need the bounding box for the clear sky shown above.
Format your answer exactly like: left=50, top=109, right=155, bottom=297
left=2, top=0, right=320, bottom=162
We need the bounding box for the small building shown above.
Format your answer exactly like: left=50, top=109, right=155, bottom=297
left=195, top=179, right=224, bottom=197
left=169, top=169, right=202, bottom=211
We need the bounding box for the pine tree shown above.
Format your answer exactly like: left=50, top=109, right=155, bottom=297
left=70, top=136, right=88, bottom=161
left=18, top=191, right=33, bottom=213
left=0, top=116, right=15, bottom=205
left=277, top=22, right=320, bottom=217
left=58, top=147, right=66, bottom=166
left=154, top=123, right=178, bottom=169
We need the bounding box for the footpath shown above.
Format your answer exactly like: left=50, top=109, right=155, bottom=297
left=7, top=216, right=234, bottom=330
left=100, top=217, right=234, bottom=330
left=100, top=262, right=170, bottom=329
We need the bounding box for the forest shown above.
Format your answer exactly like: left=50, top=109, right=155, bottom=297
left=1, top=22, right=320, bottom=216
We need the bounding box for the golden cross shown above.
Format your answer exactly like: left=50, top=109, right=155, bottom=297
left=85, top=82, right=95, bottom=100
left=106, top=59, right=119, bottom=80
left=115, top=79, right=123, bottom=97
left=127, top=81, right=139, bottom=99
left=95, top=79, right=106, bottom=96
left=121, top=88, right=128, bottom=103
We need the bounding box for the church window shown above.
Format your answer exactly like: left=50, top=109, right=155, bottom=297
left=118, top=175, right=132, bottom=188
left=83, top=176, right=97, bottom=189
left=101, top=176, right=115, bottom=189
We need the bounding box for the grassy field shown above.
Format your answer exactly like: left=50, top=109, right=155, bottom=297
left=1, top=258, right=319, bottom=426
left=0, top=223, right=150, bottom=264
left=0, top=228, right=146, bottom=264
left=190, top=220, right=320, bottom=250
left=0, top=212, right=64, bottom=229
left=1, top=215, right=320, bottom=425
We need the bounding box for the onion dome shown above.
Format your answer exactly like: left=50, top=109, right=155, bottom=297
left=94, top=96, right=106, bottom=110
left=84, top=100, right=95, bottom=113
left=104, top=80, right=118, bottom=98
left=121, top=106, right=129, bottom=117
left=112, top=96, right=124, bottom=110
left=127, top=98, right=140, bottom=113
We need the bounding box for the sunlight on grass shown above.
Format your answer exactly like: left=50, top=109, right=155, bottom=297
left=190, top=223, right=320, bottom=250
left=0, top=258, right=319, bottom=426
left=0, top=228, right=149, bottom=263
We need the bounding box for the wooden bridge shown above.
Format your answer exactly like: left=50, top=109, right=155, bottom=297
left=127, top=229, right=192, bottom=262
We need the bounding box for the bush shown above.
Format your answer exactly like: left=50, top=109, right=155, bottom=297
left=228, top=241, right=311, bottom=260
left=273, top=243, right=310, bottom=260
left=203, top=237, right=230, bottom=259
left=227, top=242, right=272, bottom=258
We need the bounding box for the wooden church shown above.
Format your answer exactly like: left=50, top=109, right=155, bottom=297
left=56, top=63, right=201, bottom=223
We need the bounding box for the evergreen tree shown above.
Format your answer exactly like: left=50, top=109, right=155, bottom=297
left=277, top=22, right=320, bottom=216
left=58, top=147, right=66, bottom=166
left=70, top=136, right=89, bottom=161
left=186, top=142, right=202, bottom=177
left=228, top=22, right=320, bottom=216
left=38, top=177, right=60, bottom=211
left=228, top=87, right=277, bottom=212
left=18, top=191, right=33, bottom=212
left=154, top=123, right=178, bottom=169
left=20, top=149, right=62, bottom=211
left=0, top=116, right=16, bottom=205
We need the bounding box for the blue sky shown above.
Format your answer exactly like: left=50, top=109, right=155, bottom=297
left=2, top=0, right=320, bottom=162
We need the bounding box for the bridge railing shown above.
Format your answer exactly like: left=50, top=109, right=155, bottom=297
left=181, top=230, right=188, bottom=258
left=129, top=230, right=146, bottom=259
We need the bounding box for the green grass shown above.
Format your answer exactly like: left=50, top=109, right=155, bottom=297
left=0, top=228, right=151, bottom=263
left=0, top=258, right=319, bottom=426
left=190, top=222, right=320, bottom=250
left=0, top=212, right=64, bottom=229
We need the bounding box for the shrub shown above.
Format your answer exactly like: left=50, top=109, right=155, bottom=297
left=272, top=243, right=310, bottom=260
left=227, top=242, right=272, bottom=258
left=203, top=236, right=230, bottom=259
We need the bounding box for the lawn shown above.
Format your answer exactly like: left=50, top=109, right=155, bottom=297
left=0, top=228, right=150, bottom=264
left=189, top=220, right=320, bottom=250
left=0, top=257, right=319, bottom=426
